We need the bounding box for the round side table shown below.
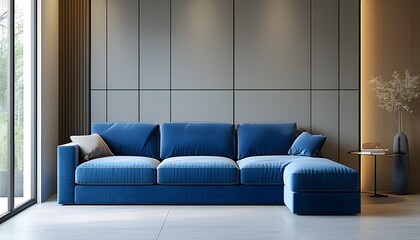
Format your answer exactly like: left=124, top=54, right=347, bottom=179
left=348, top=151, right=400, bottom=197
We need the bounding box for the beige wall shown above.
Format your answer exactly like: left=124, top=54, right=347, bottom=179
left=362, top=0, right=420, bottom=192
left=37, top=0, right=59, bottom=202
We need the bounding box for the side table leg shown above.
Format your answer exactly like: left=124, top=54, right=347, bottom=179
left=374, top=155, right=377, bottom=195
left=358, top=157, right=361, bottom=192
left=370, top=155, right=388, bottom=197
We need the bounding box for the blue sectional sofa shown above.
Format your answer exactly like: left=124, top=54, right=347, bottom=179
left=57, top=122, right=360, bottom=214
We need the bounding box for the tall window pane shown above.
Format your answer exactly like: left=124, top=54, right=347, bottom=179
left=14, top=0, right=33, bottom=207
left=0, top=0, right=9, bottom=216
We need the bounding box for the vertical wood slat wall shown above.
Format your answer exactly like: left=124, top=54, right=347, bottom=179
left=59, top=0, right=91, bottom=144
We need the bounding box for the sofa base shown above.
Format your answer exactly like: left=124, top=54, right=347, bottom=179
left=284, top=186, right=360, bottom=215
left=73, top=185, right=284, bottom=204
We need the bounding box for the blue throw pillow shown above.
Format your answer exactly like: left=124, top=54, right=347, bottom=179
left=288, top=132, right=326, bottom=157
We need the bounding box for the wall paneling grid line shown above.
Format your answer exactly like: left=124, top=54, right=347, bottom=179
left=309, top=0, right=312, bottom=134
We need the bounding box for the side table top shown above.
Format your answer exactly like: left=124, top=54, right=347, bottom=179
left=348, top=150, right=401, bottom=157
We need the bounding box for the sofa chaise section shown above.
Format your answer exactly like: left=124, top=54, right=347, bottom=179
left=283, top=158, right=360, bottom=214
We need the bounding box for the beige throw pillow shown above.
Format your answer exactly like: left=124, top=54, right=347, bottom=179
left=70, top=133, right=114, bottom=161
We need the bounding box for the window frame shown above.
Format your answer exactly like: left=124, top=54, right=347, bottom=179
left=0, top=0, right=37, bottom=224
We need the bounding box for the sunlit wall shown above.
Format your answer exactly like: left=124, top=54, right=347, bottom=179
left=361, top=0, right=420, bottom=192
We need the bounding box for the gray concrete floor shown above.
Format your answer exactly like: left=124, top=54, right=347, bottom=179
left=0, top=193, right=419, bottom=240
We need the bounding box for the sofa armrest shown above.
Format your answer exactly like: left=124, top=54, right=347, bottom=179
left=57, top=143, right=80, bottom=204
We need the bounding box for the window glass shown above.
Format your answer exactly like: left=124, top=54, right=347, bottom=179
left=14, top=0, right=34, bottom=208
left=0, top=0, right=9, bottom=216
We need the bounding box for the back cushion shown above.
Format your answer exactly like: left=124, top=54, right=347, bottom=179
left=237, top=123, right=297, bottom=159
left=92, top=122, right=160, bottom=159
left=160, top=123, right=235, bottom=159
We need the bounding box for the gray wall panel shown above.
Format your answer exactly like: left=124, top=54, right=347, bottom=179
left=235, top=0, right=310, bottom=89
left=171, top=0, right=233, bottom=89
left=140, top=90, right=170, bottom=123
left=340, top=0, right=360, bottom=89
left=90, top=0, right=360, bottom=162
left=91, top=90, right=107, bottom=123
left=235, top=91, right=310, bottom=129
left=312, top=91, right=339, bottom=161
left=107, top=90, right=138, bottom=122
left=140, top=0, right=170, bottom=89
left=91, top=0, right=106, bottom=89
left=312, top=0, right=338, bottom=89
left=107, top=0, right=138, bottom=89
left=340, top=90, right=359, bottom=170
left=171, top=91, right=233, bottom=122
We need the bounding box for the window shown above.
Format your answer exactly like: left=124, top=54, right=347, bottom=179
left=0, top=0, right=36, bottom=221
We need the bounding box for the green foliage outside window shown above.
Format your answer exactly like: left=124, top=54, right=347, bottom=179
left=0, top=3, right=25, bottom=172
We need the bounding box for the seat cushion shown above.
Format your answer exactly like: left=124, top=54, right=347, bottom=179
left=237, top=123, right=297, bottom=159
left=92, top=122, right=160, bottom=158
left=284, top=158, right=359, bottom=192
left=160, top=123, right=235, bottom=159
left=157, top=156, right=239, bottom=185
left=237, top=155, right=304, bottom=185
left=76, top=156, right=160, bottom=185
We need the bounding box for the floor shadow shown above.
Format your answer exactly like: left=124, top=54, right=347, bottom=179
left=359, top=193, right=419, bottom=216
left=362, top=193, right=406, bottom=205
